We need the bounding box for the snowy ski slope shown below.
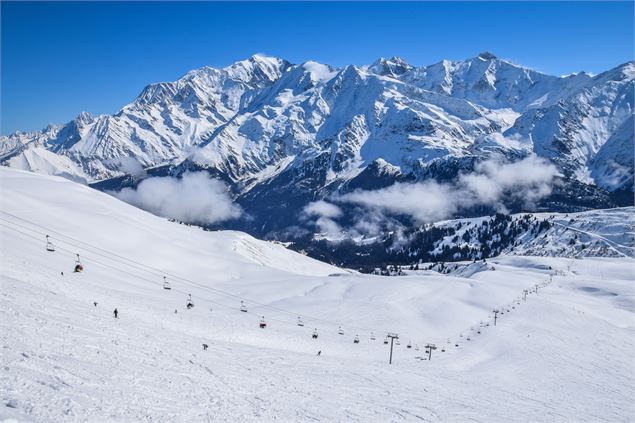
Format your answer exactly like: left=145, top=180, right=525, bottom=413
left=1, top=168, right=633, bottom=422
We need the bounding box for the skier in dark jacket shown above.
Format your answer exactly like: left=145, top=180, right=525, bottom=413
left=113, top=308, right=118, bottom=318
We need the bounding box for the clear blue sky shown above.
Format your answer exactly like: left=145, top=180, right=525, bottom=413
left=2, top=1, right=633, bottom=135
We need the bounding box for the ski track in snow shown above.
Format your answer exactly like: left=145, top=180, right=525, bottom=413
left=551, top=221, right=633, bottom=258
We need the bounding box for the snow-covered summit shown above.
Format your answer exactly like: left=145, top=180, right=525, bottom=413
left=1, top=54, right=632, bottom=237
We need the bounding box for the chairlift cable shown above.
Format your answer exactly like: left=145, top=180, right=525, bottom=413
left=0, top=211, right=389, bottom=334
left=0, top=217, right=399, bottom=338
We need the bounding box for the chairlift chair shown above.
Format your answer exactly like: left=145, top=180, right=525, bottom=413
left=163, top=276, right=171, bottom=290
left=370, top=332, right=376, bottom=341
left=337, top=326, right=344, bottom=335
left=406, top=342, right=412, bottom=349
left=45, top=235, right=55, bottom=252
left=73, top=254, right=84, bottom=273
left=259, top=316, right=267, bottom=329
left=415, top=344, right=420, bottom=351
left=312, top=329, right=318, bottom=339
left=240, top=301, right=247, bottom=312
left=383, top=336, right=389, bottom=345
left=395, top=339, right=400, bottom=346
left=186, top=293, right=194, bottom=309
left=353, top=335, right=360, bottom=344
left=297, top=316, right=304, bottom=327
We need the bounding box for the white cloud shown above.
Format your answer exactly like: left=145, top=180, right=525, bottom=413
left=107, top=157, right=147, bottom=180
left=302, top=200, right=343, bottom=238
left=337, top=155, right=559, bottom=223
left=339, top=181, right=458, bottom=223
left=460, top=155, right=560, bottom=209
left=303, top=200, right=343, bottom=219
left=113, top=172, right=241, bottom=225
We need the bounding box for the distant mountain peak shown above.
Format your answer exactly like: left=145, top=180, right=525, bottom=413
left=75, top=111, right=94, bottom=126
left=478, top=51, right=497, bottom=60
left=368, top=56, right=413, bottom=77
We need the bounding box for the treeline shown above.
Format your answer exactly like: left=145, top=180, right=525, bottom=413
left=289, top=213, right=553, bottom=273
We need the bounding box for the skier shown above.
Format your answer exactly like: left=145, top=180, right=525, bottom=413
left=202, top=344, right=208, bottom=351
left=93, top=301, right=98, bottom=307
left=317, top=350, right=321, bottom=357
left=113, top=308, right=118, bottom=319
left=60, top=271, right=64, bottom=277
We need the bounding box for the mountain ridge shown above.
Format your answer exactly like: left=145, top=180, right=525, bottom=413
left=1, top=53, right=633, bottom=241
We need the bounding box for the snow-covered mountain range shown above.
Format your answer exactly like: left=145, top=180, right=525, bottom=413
left=2, top=53, right=633, bottom=239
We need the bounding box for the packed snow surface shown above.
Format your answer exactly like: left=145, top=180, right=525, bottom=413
left=1, top=169, right=634, bottom=422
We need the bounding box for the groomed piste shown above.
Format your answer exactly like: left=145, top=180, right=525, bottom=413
left=1, top=168, right=633, bottom=422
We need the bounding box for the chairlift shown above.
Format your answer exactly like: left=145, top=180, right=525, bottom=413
left=383, top=336, right=389, bottom=345
left=45, top=235, right=55, bottom=252
left=337, top=326, right=344, bottom=335
left=259, top=316, right=267, bottom=329
left=353, top=334, right=360, bottom=344
left=297, top=316, right=304, bottom=327
left=312, top=329, right=318, bottom=339
left=415, top=344, right=420, bottom=351
left=406, top=342, right=412, bottom=349
left=240, top=300, right=247, bottom=313
left=466, top=336, right=471, bottom=341
left=163, top=276, right=171, bottom=290
left=73, top=254, right=84, bottom=273
left=395, top=339, right=400, bottom=346
left=370, top=332, right=376, bottom=341
left=455, top=343, right=459, bottom=347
